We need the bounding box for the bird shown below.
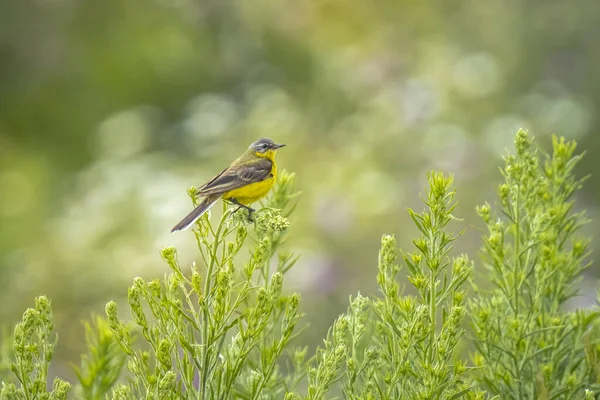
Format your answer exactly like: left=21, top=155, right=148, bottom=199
left=171, top=138, right=286, bottom=232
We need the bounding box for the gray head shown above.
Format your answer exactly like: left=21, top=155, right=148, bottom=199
left=249, top=138, right=286, bottom=154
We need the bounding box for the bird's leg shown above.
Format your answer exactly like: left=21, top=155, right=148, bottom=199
left=229, top=198, right=254, bottom=213
left=230, top=199, right=255, bottom=221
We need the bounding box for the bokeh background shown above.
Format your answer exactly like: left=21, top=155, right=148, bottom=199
left=2, top=0, right=600, bottom=381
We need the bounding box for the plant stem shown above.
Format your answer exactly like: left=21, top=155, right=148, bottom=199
left=513, top=185, right=523, bottom=400
left=200, top=209, right=232, bottom=399
left=429, top=228, right=437, bottom=367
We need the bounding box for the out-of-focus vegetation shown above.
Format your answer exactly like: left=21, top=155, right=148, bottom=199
left=1, top=0, right=600, bottom=381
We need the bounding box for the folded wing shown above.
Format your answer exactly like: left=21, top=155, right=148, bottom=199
left=197, top=158, right=273, bottom=196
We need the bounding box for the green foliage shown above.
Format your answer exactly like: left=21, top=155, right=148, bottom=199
left=1, top=133, right=599, bottom=400
left=0, top=296, right=71, bottom=400
left=299, top=172, right=484, bottom=400
left=470, top=130, right=600, bottom=399
left=369, top=173, right=481, bottom=399
left=72, top=317, right=126, bottom=400
left=104, top=170, right=305, bottom=400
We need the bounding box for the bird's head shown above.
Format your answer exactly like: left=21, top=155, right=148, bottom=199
left=249, top=138, right=286, bottom=159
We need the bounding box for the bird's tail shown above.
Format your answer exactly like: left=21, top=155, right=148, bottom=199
left=171, top=195, right=219, bottom=232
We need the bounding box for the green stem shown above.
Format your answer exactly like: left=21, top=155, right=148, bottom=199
left=513, top=185, right=523, bottom=400
left=200, top=209, right=232, bottom=399
left=429, top=228, right=437, bottom=367
left=19, top=354, right=32, bottom=400
left=424, top=198, right=440, bottom=367
left=204, top=209, right=232, bottom=296
left=514, top=187, right=520, bottom=317
left=251, top=340, right=284, bottom=400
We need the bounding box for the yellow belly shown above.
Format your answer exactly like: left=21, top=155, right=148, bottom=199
left=222, top=176, right=275, bottom=205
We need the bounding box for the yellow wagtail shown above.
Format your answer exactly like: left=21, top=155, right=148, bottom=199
left=171, top=138, right=286, bottom=232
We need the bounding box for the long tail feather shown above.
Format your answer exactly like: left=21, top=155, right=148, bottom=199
left=171, top=195, right=219, bottom=232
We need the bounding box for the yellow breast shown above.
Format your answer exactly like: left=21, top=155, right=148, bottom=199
left=223, top=177, right=275, bottom=205
left=222, top=152, right=277, bottom=205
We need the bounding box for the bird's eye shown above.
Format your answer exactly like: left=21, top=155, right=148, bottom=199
left=257, top=144, right=268, bottom=153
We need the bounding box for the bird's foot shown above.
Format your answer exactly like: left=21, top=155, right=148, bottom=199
left=230, top=202, right=255, bottom=222
left=245, top=207, right=256, bottom=222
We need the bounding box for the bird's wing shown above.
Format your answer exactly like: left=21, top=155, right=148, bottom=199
left=197, top=166, right=229, bottom=193
left=197, top=158, right=273, bottom=196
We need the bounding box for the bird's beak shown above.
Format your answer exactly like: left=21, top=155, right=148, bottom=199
left=273, top=143, right=286, bottom=149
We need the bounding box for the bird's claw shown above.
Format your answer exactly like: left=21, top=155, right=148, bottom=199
left=231, top=204, right=255, bottom=223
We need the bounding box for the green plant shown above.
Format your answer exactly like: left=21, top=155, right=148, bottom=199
left=105, top=170, right=307, bottom=400
left=72, top=316, right=126, bottom=400
left=470, top=130, right=600, bottom=399
left=1, top=132, right=599, bottom=400
left=299, top=172, right=484, bottom=400
left=0, top=296, right=71, bottom=400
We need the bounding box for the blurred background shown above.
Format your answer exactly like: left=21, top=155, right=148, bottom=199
left=1, top=0, right=600, bottom=381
